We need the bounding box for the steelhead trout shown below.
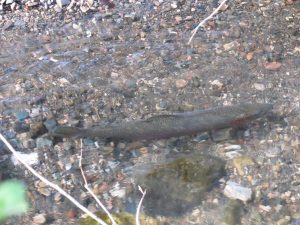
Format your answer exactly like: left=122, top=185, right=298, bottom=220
left=51, top=103, right=272, bottom=140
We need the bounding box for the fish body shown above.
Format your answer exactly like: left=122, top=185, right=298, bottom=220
left=51, top=103, right=272, bottom=140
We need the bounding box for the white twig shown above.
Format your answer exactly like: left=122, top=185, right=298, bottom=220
left=188, top=0, right=228, bottom=45
left=79, top=139, right=118, bottom=225
left=0, top=133, right=108, bottom=225
left=135, top=186, right=147, bottom=225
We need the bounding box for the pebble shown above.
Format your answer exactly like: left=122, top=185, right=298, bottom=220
left=155, top=100, right=169, bottom=111
left=30, top=108, right=40, bottom=117
left=36, top=137, right=53, bottom=148
left=43, top=119, right=57, bottom=131
left=3, top=21, right=14, bottom=31
left=15, top=111, right=29, bottom=121
left=224, top=181, right=252, bottom=202
left=175, top=79, right=188, bottom=89
left=37, top=187, right=51, bottom=196
left=223, top=41, right=238, bottom=51
left=22, top=138, right=36, bottom=149
left=33, top=214, right=47, bottom=224
left=11, top=151, right=39, bottom=166
left=264, top=62, right=282, bottom=70
left=30, top=122, right=47, bottom=138
left=253, top=83, right=266, bottom=91
left=56, top=0, right=70, bottom=8
left=232, top=156, right=256, bottom=176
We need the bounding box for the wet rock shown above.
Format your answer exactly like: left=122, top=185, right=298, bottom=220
left=222, top=200, right=243, bottom=225
left=232, top=156, right=256, bottom=176
left=15, top=111, right=29, bottom=121
left=36, top=137, right=53, bottom=148
left=33, top=214, right=47, bottom=224
left=224, top=181, right=252, bottom=202
left=79, top=212, right=164, bottom=225
left=139, top=154, right=225, bottom=216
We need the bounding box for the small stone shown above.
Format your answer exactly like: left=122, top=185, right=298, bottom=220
left=276, top=216, right=291, bottom=225
left=37, top=187, right=51, bottom=196
left=15, top=111, right=29, bottom=121
left=30, top=108, right=40, bottom=118
left=11, top=152, right=38, bottom=166
left=170, top=2, right=177, bottom=8
left=246, top=52, right=254, bottom=60
left=253, top=83, right=265, bottom=91
left=53, top=4, right=62, bottom=12
left=33, top=214, right=46, bottom=224
left=22, top=139, right=36, bottom=149
left=223, top=41, right=238, bottom=51
left=54, top=193, right=62, bottom=202
left=175, top=79, right=188, bottom=89
left=3, top=21, right=14, bottom=31
left=80, top=5, right=89, bottom=13
left=36, top=137, right=53, bottom=148
left=30, top=122, right=47, bottom=138
left=155, top=100, right=169, bottom=111
left=175, top=15, right=182, bottom=23
left=232, top=156, right=256, bottom=176
left=43, top=119, right=57, bottom=131
left=56, top=0, right=70, bottom=7
left=264, top=62, right=281, bottom=70
left=224, top=181, right=252, bottom=202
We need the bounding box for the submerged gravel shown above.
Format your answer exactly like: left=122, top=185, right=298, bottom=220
left=0, top=0, right=299, bottom=224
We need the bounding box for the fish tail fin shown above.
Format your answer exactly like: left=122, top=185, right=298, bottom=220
left=51, top=126, right=87, bottom=138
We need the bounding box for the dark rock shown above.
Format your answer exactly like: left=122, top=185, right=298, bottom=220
left=30, top=122, right=47, bottom=138
left=139, top=153, right=225, bottom=216
left=14, top=122, right=30, bottom=133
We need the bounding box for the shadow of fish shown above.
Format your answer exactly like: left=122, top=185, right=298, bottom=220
left=51, top=103, right=272, bottom=141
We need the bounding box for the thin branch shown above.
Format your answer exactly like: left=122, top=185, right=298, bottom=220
left=0, top=133, right=108, bottom=225
left=188, top=0, right=228, bottom=45
left=79, top=139, right=118, bottom=225
left=135, top=186, right=147, bottom=225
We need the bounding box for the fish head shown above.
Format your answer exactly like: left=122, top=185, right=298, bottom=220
left=229, top=103, right=273, bottom=127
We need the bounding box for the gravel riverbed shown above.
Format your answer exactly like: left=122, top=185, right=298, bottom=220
left=0, top=0, right=299, bottom=224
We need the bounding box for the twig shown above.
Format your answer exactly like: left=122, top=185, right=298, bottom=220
left=79, top=139, right=118, bottom=225
left=0, top=133, right=108, bottom=225
left=135, top=186, right=147, bottom=225
left=188, top=0, right=228, bottom=45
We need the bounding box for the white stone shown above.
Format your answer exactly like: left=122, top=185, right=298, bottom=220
left=224, top=181, right=252, bottom=202
left=56, top=0, right=70, bottom=8
left=11, top=152, right=39, bottom=166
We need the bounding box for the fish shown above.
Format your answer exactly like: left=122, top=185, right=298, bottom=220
left=51, top=103, right=273, bottom=140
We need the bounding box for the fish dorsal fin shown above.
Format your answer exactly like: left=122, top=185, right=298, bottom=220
left=144, top=113, right=183, bottom=122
